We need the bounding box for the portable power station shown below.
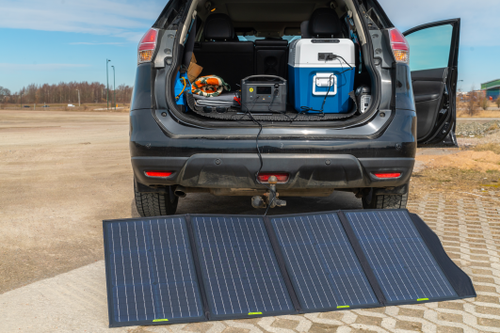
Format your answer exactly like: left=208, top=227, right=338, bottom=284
left=241, top=75, right=287, bottom=112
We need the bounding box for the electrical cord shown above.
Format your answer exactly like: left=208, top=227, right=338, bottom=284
left=242, top=59, right=352, bottom=214
left=244, top=107, right=277, bottom=215
left=256, top=58, right=355, bottom=214
left=238, top=85, right=281, bottom=215
left=268, top=87, right=294, bottom=122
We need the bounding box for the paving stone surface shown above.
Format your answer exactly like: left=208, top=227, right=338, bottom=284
left=1, top=192, right=499, bottom=333
left=156, top=193, right=500, bottom=333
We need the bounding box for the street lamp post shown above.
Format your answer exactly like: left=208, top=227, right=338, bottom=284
left=111, top=65, right=116, bottom=110
left=106, top=59, right=111, bottom=110
left=76, top=89, right=80, bottom=107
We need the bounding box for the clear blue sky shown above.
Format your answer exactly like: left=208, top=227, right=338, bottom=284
left=0, top=0, right=498, bottom=93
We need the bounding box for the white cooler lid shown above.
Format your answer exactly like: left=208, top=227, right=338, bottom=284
left=288, top=38, right=356, bottom=68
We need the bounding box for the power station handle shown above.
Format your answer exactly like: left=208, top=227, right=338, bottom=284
left=241, top=75, right=287, bottom=84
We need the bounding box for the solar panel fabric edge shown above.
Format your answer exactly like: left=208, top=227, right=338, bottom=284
left=408, top=213, right=476, bottom=299
left=103, top=220, right=119, bottom=327
left=103, top=217, right=206, bottom=328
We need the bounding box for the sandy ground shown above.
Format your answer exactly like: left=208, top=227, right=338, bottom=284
left=0, top=111, right=133, bottom=293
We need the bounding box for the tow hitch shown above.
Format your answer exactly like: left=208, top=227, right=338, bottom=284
left=251, top=175, right=287, bottom=209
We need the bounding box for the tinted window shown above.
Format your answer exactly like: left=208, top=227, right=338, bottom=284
left=283, top=35, right=300, bottom=42
left=237, top=35, right=298, bottom=42
left=405, top=24, right=453, bottom=71
left=237, top=36, right=264, bottom=42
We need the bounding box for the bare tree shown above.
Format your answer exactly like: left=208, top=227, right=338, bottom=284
left=465, top=87, right=478, bottom=116
left=479, top=95, right=489, bottom=110
left=0, top=86, right=11, bottom=102
left=4, top=82, right=133, bottom=105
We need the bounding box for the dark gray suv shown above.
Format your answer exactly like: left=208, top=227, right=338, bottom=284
left=129, top=0, right=460, bottom=216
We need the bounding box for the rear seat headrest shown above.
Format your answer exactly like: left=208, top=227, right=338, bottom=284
left=204, top=13, right=235, bottom=41
left=309, top=8, right=342, bottom=38
left=301, top=21, right=311, bottom=38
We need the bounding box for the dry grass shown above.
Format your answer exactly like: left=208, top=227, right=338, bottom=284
left=411, top=142, right=500, bottom=201
left=473, top=143, right=500, bottom=155
left=410, top=167, right=500, bottom=201
left=457, top=109, right=500, bottom=118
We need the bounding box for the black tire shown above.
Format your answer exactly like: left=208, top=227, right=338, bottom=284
left=134, top=182, right=178, bottom=217
left=362, top=190, right=409, bottom=209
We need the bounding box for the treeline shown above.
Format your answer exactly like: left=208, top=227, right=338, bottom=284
left=0, top=82, right=133, bottom=105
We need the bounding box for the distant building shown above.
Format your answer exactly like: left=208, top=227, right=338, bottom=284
left=481, top=79, right=500, bottom=100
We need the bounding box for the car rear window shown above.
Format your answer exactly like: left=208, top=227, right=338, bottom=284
left=237, top=35, right=299, bottom=42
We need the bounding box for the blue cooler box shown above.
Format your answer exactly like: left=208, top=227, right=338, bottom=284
left=288, top=39, right=356, bottom=113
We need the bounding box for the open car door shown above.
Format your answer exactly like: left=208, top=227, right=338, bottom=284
left=403, top=19, right=461, bottom=146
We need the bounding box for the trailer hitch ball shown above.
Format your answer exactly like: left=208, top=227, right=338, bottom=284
left=251, top=176, right=287, bottom=209
left=266, top=176, right=287, bottom=208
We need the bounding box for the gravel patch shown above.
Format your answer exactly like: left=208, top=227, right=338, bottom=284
left=456, top=120, right=500, bottom=137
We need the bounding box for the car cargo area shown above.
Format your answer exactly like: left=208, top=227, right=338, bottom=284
left=168, top=0, right=375, bottom=124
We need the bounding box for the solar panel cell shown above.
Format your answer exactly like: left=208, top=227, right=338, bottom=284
left=104, top=218, right=204, bottom=326
left=271, top=213, right=379, bottom=312
left=346, top=210, right=457, bottom=304
left=191, top=216, right=294, bottom=319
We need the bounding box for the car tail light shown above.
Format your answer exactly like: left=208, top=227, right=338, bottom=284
left=388, top=28, right=409, bottom=64
left=145, top=171, right=173, bottom=178
left=373, top=172, right=402, bottom=179
left=257, top=173, right=289, bottom=183
left=138, top=28, right=159, bottom=64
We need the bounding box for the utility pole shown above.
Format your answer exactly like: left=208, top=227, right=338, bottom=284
left=76, top=89, right=80, bottom=107
left=106, top=59, right=111, bottom=110
left=112, top=65, right=116, bottom=110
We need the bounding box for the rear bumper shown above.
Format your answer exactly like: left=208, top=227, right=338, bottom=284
left=133, top=154, right=414, bottom=190
left=130, top=106, right=417, bottom=193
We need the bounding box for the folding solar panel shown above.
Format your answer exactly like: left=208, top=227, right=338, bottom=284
left=103, top=217, right=205, bottom=327
left=190, top=216, right=294, bottom=320
left=103, top=209, right=475, bottom=328
left=344, top=210, right=458, bottom=304
left=271, top=213, right=379, bottom=311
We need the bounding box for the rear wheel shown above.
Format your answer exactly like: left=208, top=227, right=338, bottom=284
left=134, top=181, right=178, bottom=217
left=362, top=189, right=409, bottom=209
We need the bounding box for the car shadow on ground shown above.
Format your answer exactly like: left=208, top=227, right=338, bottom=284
left=131, top=191, right=362, bottom=218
